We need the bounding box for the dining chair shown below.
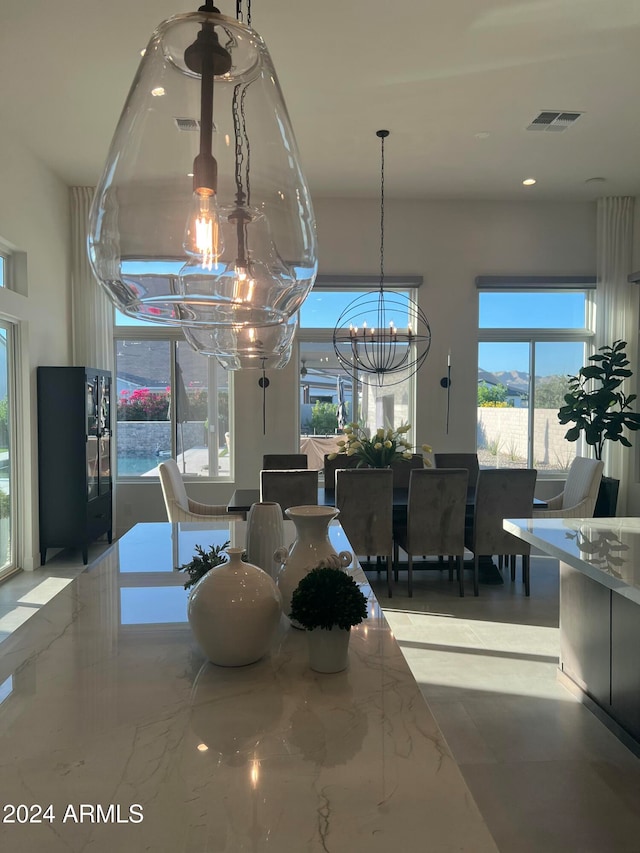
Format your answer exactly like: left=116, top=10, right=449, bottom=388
left=260, top=469, right=318, bottom=516
left=335, top=468, right=394, bottom=597
left=390, top=453, right=425, bottom=488
left=394, top=468, right=468, bottom=597
left=159, top=459, right=243, bottom=522
left=464, top=468, right=537, bottom=596
left=434, top=452, right=480, bottom=487
left=532, top=456, right=604, bottom=518
left=262, top=453, right=308, bottom=470
left=322, top=452, right=360, bottom=489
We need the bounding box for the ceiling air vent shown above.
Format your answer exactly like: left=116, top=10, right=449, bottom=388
left=175, top=117, right=200, bottom=131
left=174, top=118, right=218, bottom=132
left=526, top=111, right=583, bottom=132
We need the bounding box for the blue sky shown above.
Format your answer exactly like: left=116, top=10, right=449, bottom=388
left=116, top=276, right=588, bottom=378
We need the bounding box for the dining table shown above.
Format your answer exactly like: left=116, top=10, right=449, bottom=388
left=227, top=487, right=548, bottom=585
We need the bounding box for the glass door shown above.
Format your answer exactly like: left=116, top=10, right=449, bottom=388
left=86, top=372, right=99, bottom=500
left=98, top=374, right=112, bottom=495
left=0, top=324, right=15, bottom=580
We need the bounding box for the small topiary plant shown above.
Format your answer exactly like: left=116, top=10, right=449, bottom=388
left=289, top=564, right=368, bottom=631
left=178, top=540, right=230, bottom=590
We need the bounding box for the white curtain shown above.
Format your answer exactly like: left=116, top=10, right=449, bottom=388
left=70, top=187, right=114, bottom=372
left=595, top=196, right=637, bottom=512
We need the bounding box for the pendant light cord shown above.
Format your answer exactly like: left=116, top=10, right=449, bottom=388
left=379, top=131, right=385, bottom=293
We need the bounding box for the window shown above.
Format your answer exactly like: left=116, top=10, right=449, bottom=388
left=0, top=254, right=5, bottom=288
left=299, top=278, right=420, bottom=443
left=476, top=277, right=595, bottom=473
left=0, top=322, right=16, bottom=579
left=115, top=312, right=231, bottom=479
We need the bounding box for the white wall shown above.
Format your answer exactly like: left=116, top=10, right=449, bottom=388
left=117, top=196, right=598, bottom=531
left=0, top=131, right=71, bottom=569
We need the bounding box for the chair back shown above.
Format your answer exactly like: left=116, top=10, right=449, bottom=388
left=562, top=457, right=604, bottom=514
left=262, top=453, right=308, bottom=470
left=260, top=469, right=318, bottom=516
left=406, top=468, right=468, bottom=555
left=323, top=453, right=360, bottom=489
left=434, top=452, right=480, bottom=487
left=469, top=468, right=537, bottom=556
left=158, top=459, right=189, bottom=521
left=335, top=468, right=393, bottom=557
left=391, top=453, right=424, bottom=488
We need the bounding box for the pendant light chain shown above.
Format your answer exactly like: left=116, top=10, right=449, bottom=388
left=235, top=0, right=251, bottom=26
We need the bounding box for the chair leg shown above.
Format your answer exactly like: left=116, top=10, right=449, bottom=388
left=393, top=541, right=399, bottom=582
left=448, top=555, right=453, bottom=582
left=473, top=554, right=479, bottom=596
left=498, top=554, right=503, bottom=570
left=408, top=554, right=413, bottom=597
left=457, top=555, right=464, bottom=597
left=523, top=554, right=530, bottom=596
left=510, top=555, right=516, bottom=582
left=387, top=554, right=393, bottom=599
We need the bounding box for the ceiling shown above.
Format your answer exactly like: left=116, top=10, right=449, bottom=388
left=1, top=0, right=639, bottom=201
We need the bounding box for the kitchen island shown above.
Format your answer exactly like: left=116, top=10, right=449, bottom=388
left=504, top=516, right=640, bottom=756
left=0, top=521, right=497, bottom=852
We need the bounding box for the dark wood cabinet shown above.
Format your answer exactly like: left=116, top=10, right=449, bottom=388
left=37, top=367, right=113, bottom=564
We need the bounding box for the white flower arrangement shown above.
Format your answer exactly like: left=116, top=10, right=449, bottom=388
left=328, top=422, right=432, bottom=468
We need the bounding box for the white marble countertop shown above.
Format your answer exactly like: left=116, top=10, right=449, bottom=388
left=504, top=517, right=640, bottom=604
left=0, top=521, right=497, bottom=852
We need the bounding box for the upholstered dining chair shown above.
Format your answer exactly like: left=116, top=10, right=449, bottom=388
left=159, top=459, right=243, bottom=522
left=532, top=456, right=604, bottom=519
left=335, top=468, right=394, bottom=597
left=260, top=469, right=318, bottom=516
left=262, top=453, right=308, bottom=470
left=322, top=453, right=360, bottom=489
left=434, top=452, right=480, bottom=487
left=394, top=468, right=468, bottom=597
left=391, top=453, right=425, bottom=488
left=465, top=468, right=537, bottom=597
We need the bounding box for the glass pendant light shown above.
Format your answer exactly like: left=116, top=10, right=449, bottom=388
left=88, top=3, right=317, bottom=329
left=183, top=315, right=296, bottom=369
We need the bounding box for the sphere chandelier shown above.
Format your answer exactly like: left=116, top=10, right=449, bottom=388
left=333, top=130, right=431, bottom=386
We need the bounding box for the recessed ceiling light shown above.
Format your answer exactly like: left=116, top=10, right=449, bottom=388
left=474, top=132, right=490, bottom=139
left=522, top=178, right=536, bottom=186
left=140, top=49, right=146, bottom=57
left=151, top=87, right=165, bottom=97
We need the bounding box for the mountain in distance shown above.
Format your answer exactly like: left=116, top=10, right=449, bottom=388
left=479, top=369, right=568, bottom=393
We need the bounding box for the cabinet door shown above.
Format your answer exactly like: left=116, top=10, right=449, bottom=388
left=98, top=375, right=112, bottom=495
left=86, top=373, right=100, bottom=499
left=99, top=435, right=111, bottom=495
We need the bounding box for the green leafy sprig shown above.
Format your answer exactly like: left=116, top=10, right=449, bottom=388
left=179, top=540, right=230, bottom=590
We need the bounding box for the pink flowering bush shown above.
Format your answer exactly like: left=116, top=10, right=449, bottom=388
left=117, top=388, right=169, bottom=421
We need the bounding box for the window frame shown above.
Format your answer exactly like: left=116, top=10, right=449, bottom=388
left=476, top=277, right=596, bottom=474
left=114, top=324, right=233, bottom=482
left=298, top=275, right=423, bottom=429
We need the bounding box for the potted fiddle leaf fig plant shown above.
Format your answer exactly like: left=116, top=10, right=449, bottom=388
left=558, top=340, right=640, bottom=516
left=289, top=560, right=368, bottom=673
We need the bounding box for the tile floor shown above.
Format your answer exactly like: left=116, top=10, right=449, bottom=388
left=368, top=556, right=640, bottom=853
left=2, top=546, right=640, bottom=851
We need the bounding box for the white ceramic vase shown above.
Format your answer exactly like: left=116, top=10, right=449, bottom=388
left=274, top=505, right=352, bottom=628
left=246, top=501, right=285, bottom=579
left=307, top=627, right=351, bottom=673
left=188, top=548, right=282, bottom=667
